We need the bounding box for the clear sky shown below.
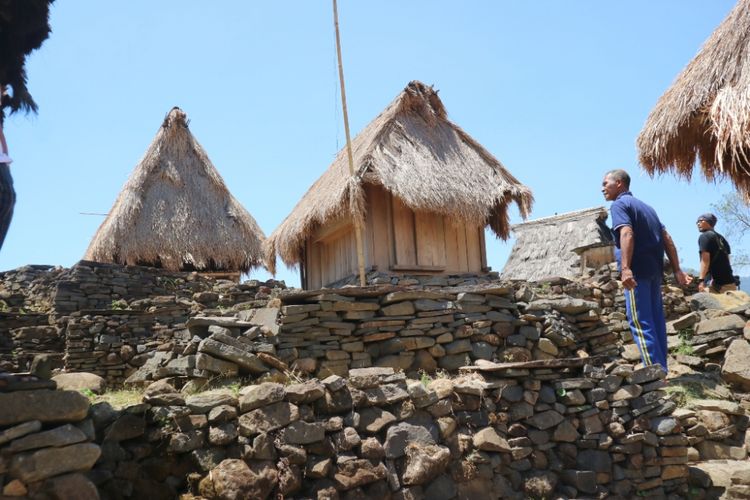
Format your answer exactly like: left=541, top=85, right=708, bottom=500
left=0, top=1, right=744, bottom=287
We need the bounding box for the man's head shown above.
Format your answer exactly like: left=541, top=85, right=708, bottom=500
left=602, top=169, right=630, bottom=201
left=696, top=213, right=717, bottom=232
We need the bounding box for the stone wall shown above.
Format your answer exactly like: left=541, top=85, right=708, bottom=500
left=272, top=285, right=618, bottom=379
left=83, top=363, right=688, bottom=499
left=0, top=374, right=100, bottom=498
left=0, top=261, right=287, bottom=380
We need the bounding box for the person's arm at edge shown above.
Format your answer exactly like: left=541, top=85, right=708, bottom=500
left=697, top=251, right=710, bottom=292
left=663, top=228, right=691, bottom=286
left=619, top=226, right=637, bottom=290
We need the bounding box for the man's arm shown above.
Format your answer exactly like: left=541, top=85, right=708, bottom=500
left=663, top=228, right=691, bottom=286
left=619, top=226, right=637, bottom=290
left=698, top=251, right=710, bottom=292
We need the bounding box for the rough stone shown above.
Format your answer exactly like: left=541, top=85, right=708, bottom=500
left=359, top=407, right=397, bottom=433
left=199, top=459, right=278, bottom=500
left=385, top=422, right=436, bottom=458
left=0, top=390, right=89, bottom=426
left=51, top=372, right=106, bottom=394
left=282, top=421, right=325, bottom=445
left=473, top=427, right=511, bottom=452
left=198, top=338, right=268, bottom=374
left=187, top=390, right=237, bottom=414
left=402, top=444, right=451, bottom=486
left=239, top=402, right=299, bottom=436
left=722, top=339, right=750, bottom=391
left=284, top=380, right=325, bottom=404
left=333, top=458, right=387, bottom=490
left=525, top=411, right=564, bottom=430
left=9, top=442, right=101, bottom=483
left=239, top=383, right=285, bottom=412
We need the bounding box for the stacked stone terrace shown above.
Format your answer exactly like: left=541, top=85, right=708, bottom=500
left=3, top=260, right=750, bottom=498
left=73, top=362, right=686, bottom=499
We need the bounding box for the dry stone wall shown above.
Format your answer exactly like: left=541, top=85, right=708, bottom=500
left=0, top=373, right=100, bottom=498
left=0, top=261, right=286, bottom=381
left=84, top=363, right=688, bottom=499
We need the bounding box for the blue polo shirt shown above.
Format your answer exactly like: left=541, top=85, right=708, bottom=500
left=610, top=191, right=665, bottom=279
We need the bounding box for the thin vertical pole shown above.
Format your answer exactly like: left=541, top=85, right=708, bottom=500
left=333, top=0, right=366, bottom=287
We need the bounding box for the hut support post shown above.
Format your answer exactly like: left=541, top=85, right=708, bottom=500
left=332, top=0, right=366, bottom=286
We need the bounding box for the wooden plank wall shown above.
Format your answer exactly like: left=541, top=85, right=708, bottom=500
left=303, top=184, right=487, bottom=288
left=414, top=211, right=446, bottom=267
left=391, top=195, right=417, bottom=266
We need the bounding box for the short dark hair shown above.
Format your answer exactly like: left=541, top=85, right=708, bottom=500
left=605, top=169, right=630, bottom=188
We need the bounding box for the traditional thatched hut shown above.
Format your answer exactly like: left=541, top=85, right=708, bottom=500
left=265, top=81, right=533, bottom=289
left=500, top=207, right=613, bottom=282
left=637, top=0, right=750, bottom=200
left=84, top=107, right=265, bottom=273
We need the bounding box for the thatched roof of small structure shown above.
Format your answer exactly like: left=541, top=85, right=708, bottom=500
left=637, top=0, right=750, bottom=200
left=500, top=207, right=612, bottom=282
left=84, top=107, right=265, bottom=272
left=265, top=81, right=533, bottom=274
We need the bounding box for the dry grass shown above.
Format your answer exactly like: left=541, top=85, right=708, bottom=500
left=87, top=388, right=145, bottom=409
left=637, top=0, right=750, bottom=201
left=265, top=81, right=533, bottom=274
left=84, top=107, right=266, bottom=272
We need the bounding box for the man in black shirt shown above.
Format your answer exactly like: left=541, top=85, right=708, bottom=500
left=696, top=213, right=737, bottom=293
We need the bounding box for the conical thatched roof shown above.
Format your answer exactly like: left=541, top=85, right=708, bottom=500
left=637, top=0, right=750, bottom=200
left=265, top=81, right=533, bottom=274
left=501, top=207, right=613, bottom=282
left=84, top=107, right=265, bottom=272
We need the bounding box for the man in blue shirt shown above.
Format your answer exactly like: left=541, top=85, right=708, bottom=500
left=602, top=169, right=691, bottom=371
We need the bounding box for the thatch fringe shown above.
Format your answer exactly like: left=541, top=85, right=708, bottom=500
left=84, top=107, right=265, bottom=273
left=264, top=81, right=533, bottom=274
left=637, top=0, right=750, bottom=200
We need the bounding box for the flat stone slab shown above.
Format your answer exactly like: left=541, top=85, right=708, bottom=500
left=525, top=298, right=599, bottom=314
left=0, top=390, right=89, bottom=427
left=381, top=291, right=455, bottom=305
left=0, top=421, right=42, bottom=446
left=238, top=402, right=299, bottom=436
left=689, top=399, right=743, bottom=415
left=51, top=373, right=106, bottom=394
left=6, top=424, right=87, bottom=453
left=198, top=338, right=268, bottom=374
left=9, top=443, right=101, bottom=483
left=690, top=460, right=750, bottom=488
left=696, top=314, right=746, bottom=335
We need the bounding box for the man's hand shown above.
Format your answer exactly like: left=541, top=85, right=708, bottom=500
left=674, top=271, right=691, bottom=287
left=621, top=268, right=637, bottom=290
left=698, top=282, right=706, bottom=292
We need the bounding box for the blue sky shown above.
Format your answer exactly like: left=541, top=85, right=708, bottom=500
left=0, top=1, right=743, bottom=286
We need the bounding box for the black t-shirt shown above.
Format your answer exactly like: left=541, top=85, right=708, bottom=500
left=698, top=230, right=734, bottom=285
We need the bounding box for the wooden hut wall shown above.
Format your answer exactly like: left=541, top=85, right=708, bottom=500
left=364, top=185, right=485, bottom=275
left=304, top=218, right=357, bottom=289
left=303, top=184, right=487, bottom=289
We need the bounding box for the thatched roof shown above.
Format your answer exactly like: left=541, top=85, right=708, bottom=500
left=500, top=207, right=612, bottom=282
left=84, top=107, right=265, bottom=272
left=265, top=80, right=533, bottom=274
left=637, top=0, right=750, bottom=200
